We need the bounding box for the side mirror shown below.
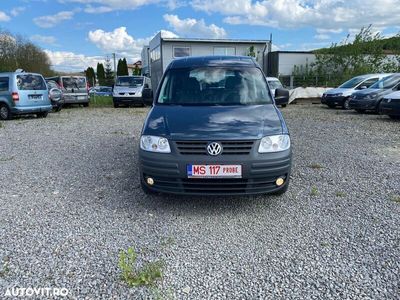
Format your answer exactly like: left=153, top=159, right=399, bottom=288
left=274, top=88, right=289, bottom=106
left=142, top=88, right=153, bottom=106
left=49, top=88, right=62, bottom=102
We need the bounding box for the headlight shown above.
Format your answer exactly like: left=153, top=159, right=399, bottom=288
left=366, top=93, right=377, bottom=100
left=136, top=92, right=142, bottom=97
left=140, top=135, right=171, bottom=153
left=258, top=135, right=291, bottom=153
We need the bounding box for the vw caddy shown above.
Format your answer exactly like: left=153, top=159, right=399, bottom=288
left=139, top=56, right=292, bottom=196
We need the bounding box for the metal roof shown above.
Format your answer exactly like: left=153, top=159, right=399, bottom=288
left=168, top=56, right=258, bottom=69
left=162, top=37, right=270, bottom=44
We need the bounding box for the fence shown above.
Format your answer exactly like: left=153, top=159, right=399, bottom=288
left=278, top=75, right=343, bottom=89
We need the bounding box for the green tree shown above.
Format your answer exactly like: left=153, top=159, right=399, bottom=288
left=96, top=63, right=105, bottom=86
left=122, top=58, right=129, bottom=75
left=104, top=57, right=114, bottom=86
left=85, top=67, right=96, bottom=87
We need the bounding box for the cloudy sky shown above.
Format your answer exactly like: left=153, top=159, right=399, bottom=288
left=1, top=0, right=399, bottom=71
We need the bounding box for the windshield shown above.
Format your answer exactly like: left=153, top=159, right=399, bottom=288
left=17, top=74, right=46, bottom=90
left=268, top=80, right=283, bottom=90
left=99, top=87, right=112, bottom=92
left=370, top=75, right=400, bottom=89
left=339, top=76, right=366, bottom=89
left=62, top=77, right=86, bottom=89
left=116, top=77, right=143, bottom=87
left=157, top=67, right=272, bottom=106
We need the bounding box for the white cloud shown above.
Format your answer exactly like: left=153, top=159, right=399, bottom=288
left=314, top=34, right=330, bottom=40
left=88, top=27, right=177, bottom=62
left=45, top=50, right=105, bottom=72
left=0, top=11, right=11, bottom=22
left=163, top=14, right=227, bottom=39
left=60, top=0, right=159, bottom=13
left=192, top=0, right=400, bottom=33
left=31, top=35, right=58, bottom=45
left=33, top=11, right=74, bottom=28
left=10, top=7, right=26, bottom=17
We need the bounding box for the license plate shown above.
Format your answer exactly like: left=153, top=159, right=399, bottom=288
left=77, top=96, right=86, bottom=100
left=29, top=95, right=42, bottom=100
left=187, top=164, right=242, bottom=178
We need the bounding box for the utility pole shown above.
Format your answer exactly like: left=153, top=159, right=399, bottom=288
left=112, top=53, right=117, bottom=79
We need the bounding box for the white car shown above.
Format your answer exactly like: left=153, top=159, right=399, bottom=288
left=112, top=76, right=151, bottom=107
left=266, top=77, right=284, bottom=96
left=380, top=90, right=400, bottom=119
left=321, top=73, right=392, bottom=109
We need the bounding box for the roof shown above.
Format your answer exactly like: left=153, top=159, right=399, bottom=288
left=162, top=37, right=269, bottom=45
left=167, top=56, right=258, bottom=69
left=270, top=50, right=314, bottom=54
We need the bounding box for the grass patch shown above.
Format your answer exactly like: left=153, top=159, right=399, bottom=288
left=335, top=191, right=346, bottom=197
left=0, top=156, right=14, bottom=162
left=0, top=256, right=10, bottom=278
left=310, top=186, right=319, bottom=196
left=119, top=247, right=163, bottom=287
left=390, top=194, right=400, bottom=203
left=90, top=95, right=113, bottom=107
left=309, top=163, right=324, bottom=169
left=0, top=122, right=3, bottom=128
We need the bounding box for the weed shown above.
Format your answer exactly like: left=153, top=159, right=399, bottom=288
left=310, top=186, right=319, bottom=196
left=0, top=122, right=3, bottom=128
left=390, top=194, right=400, bottom=203
left=0, top=256, right=10, bottom=278
left=90, top=95, right=113, bottom=107
left=335, top=191, right=346, bottom=197
left=119, top=247, right=163, bottom=287
left=0, top=156, right=14, bottom=162
left=309, top=163, right=324, bottom=169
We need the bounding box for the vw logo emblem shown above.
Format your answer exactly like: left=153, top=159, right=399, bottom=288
left=207, top=142, right=222, bottom=156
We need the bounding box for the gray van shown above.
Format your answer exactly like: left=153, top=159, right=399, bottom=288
left=46, top=76, right=89, bottom=106
left=0, top=72, right=52, bottom=120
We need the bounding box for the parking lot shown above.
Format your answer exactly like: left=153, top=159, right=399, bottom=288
left=0, top=105, right=399, bottom=299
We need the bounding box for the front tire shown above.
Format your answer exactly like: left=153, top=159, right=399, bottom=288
left=82, top=103, right=89, bottom=107
left=355, top=109, right=365, bottom=113
left=327, top=104, right=335, bottom=109
left=0, top=104, right=11, bottom=120
left=342, top=97, right=350, bottom=110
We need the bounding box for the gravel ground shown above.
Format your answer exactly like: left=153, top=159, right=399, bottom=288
left=0, top=105, right=399, bottom=299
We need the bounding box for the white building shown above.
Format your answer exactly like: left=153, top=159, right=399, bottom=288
left=267, top=51, right=316, bottom=77
left=145, top=32, right=271, bottom=89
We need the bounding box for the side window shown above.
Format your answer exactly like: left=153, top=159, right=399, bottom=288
left=0, top=77, right=9, bottom=92
left=361, top=78, right=378, bottom=88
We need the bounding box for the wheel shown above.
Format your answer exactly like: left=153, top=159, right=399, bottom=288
left=327, top=104, right=335, bottom=109
left=0, top=103, right=11, bottom=120
left=389, top=115, right=400, bottom=120
left=281, top=104, right=287, bottom=108
left=140, top=180, right=157, bottom=195
left=37, top=112, right=48, bottom=118
left=355, top=109, right=365, bottom=113
left=54, top=105, right=62, bottom=112
left=82, top=103, right=89, bottom=107
left=342, top=97, right=350, bottom=110
left=113, top=103, right=119, bottom=108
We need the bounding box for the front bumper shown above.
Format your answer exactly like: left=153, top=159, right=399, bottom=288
left=321, top=95, right=345, bottom=106
left=63, top=95, right=89, bottom=104
left=11, top=105, right=52, bottom=115
left=113, top=96, right=143, bottom=105
left=348, top=99, right=378, bottom=110
left=139, top=147, right=292, bottom=196
left=380, top=100, right=400, bottom=116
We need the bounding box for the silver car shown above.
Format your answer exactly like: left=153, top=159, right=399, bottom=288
left=46, top=76, right=89, bottom=107
left=112, top=76, right=151, bottom=107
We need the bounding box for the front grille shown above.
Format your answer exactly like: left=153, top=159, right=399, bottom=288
left=175, top=140, right=255, bottom=155
left=143, top=174, right=284, bottom=195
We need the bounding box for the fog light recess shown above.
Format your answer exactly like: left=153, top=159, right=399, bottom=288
left=146, top=177, right=154, bottom=186
left=276, top=177, right=285, bottom=186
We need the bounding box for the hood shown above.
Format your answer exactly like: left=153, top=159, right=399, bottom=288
left=142, top=105, right=284, bottom=140
left=325, top=87, right=354, bottom=96
left=352, top=88, right=390, bottom=98
left=113, top=86, right=142, bottom=93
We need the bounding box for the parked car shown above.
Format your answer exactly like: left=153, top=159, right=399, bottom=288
left=139, top=56, right=291, bottom=196
left=89, top=86, right=113, bottom=97
left=0, top=72, right=52, bottom=120
left=266, top=77, right=284, bottom=95
left=112, top=76, right=151, bottom=107
left=45, top=80, right=63, bottom=112
left=349, top=73, right=400, bottom=113
left=46, top=76, right=89, bottom=107
left=379, top=91, right=400, bottom=120
left=321, top=73, right=391, bottom=109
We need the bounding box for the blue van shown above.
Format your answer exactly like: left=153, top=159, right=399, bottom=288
left=0, top=72, right=52, bottom=120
